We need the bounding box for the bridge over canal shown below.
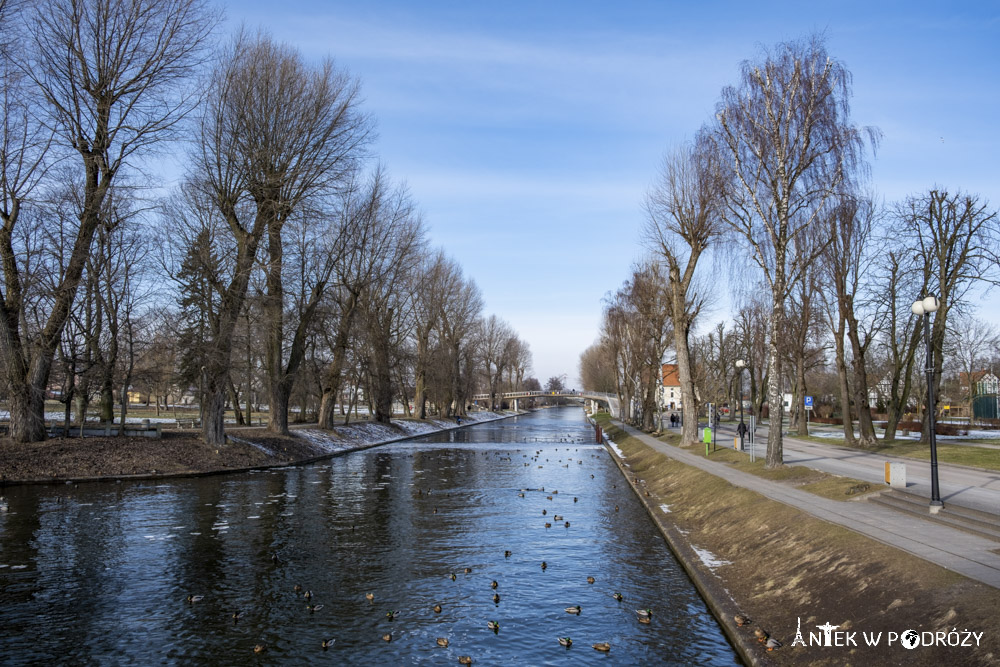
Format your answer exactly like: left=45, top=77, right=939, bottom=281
left=471, top=390, right=619, bottom=415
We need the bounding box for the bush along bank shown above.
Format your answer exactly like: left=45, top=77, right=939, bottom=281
left=593, top=414, right=1000, bottom=667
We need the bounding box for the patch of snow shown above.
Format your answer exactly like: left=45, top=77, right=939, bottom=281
left=692, top=545, right=731, bottom=569
left=606, top=439, right=625, bottom=459
left=659, top=504, right=671, bottom=513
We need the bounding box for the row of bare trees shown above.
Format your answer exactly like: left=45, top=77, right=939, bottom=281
left=0, top=0, right=534, bottom=446
left=581, top=34, right=999, bottom=468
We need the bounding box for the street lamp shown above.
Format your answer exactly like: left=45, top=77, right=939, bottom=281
left=736, top=359, right=746, bottom=449
left=911, top=295, right=943, bottom=513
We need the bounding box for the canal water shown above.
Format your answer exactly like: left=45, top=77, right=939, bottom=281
left=0, top=407, right=739, bottom=665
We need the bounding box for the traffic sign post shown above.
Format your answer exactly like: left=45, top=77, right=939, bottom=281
left=804, top=396, right=813, bottom=436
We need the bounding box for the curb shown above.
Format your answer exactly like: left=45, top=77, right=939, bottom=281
left=0, top=411, right=526, bottom=488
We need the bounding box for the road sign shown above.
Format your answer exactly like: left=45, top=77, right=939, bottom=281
left=804, top=395, right=814, bottom=409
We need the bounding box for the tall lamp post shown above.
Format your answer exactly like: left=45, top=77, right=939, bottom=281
left=911, top=295, right=943, bottom=513
left=736, top=359, right=746, bottom=449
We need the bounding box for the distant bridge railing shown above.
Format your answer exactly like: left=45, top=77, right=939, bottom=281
left=470, top=390, right=619, bottom=414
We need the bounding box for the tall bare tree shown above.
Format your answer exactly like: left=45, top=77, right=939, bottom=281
left=245, top=35, right=372, bottom=435
left=643, top=139, right=723, bottom=444
left=711, top=34, right=874, bottom=467
left=0, top=0, right=214, bottom=442
left=897, top=189, right=1000, bottom=441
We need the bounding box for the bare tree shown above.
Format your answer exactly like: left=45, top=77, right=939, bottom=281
left=897, top=189, right=1000, bottom=442
left=643, top=139, right=723, bottom=444
left=948, top=313, right=1000, bottom=423
left=822, top=192, right=884, bottom=446
left=479, top=314, right=516, bottom=411
left=710, top=34, right=874, bottom=467
left=0, top=0, right=214, bottom=442
left=244, top=35, right=372, bottom=435
left=436, top=266, right=483, bottom=417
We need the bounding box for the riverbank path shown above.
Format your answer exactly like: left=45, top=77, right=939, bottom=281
left=616, top=421, right=1000, bottom=590
left=714, top=420, right=1000, bottom=516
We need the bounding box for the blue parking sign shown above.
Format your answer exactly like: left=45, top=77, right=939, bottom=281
left=804, top=396, right=813, bottom=408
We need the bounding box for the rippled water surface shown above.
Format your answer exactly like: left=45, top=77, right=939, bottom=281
left=0, top=407, right=739, bottom=665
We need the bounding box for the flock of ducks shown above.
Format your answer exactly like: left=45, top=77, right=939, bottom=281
left=177, top=443, right=680, bottom=660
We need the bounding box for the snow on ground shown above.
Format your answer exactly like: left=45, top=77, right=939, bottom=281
left=810, top=428, right=1000, bottom=441
left=292, top=411, right=508, bottom=454
left=692, top=545, right=731, bottom=569
left=606, top=438, right=626, bottom=459
left=659, top=504, right=671, bottom=513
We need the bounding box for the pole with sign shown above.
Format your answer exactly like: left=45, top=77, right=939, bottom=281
left=804, top=396, right=813, bottom=436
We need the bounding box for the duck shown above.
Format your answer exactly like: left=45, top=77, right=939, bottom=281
left=766, top=638, right=782, bottom=651
left=586, top=576, right=595, bottom=584
left=553, top=515, right=563, bottom=521
left=464, top=567, right=472, bottom=574
left=638, top=616, right=651, bottom=625
left=487, top=620, right=500, bottom=632
left=232, top=610, right=245, bottom=622
left=293, top=584, right=303, bottom=593
left=558, top=637, right=572, bottom=647
left=541, top=561, right=547, bottom=570
left=565, top=521, right=571, bottom=527
left=433, top=604, right=442, bottom=613
left=321, top=638, right=335, bottom=649
left=491, top=580, right=498, bottom=589
left=592, top=642, right=611, bottom=652
left=382, top=633, right=393, bottom=642
left=450, top=573, right=457, bottom=581
left=436, top=637, right=449, bottom=647
left=565, top=605, right=581, bottom=614
left=734, top=614, right=750, bottom=627
left=573, top=497, right=578, bottom=502
left=386, top=610, right=399, bottom=620
left=754, top=628, right=769, bottom=643
left=635, top=608, right=652, bottom=618
left=542, top=509, right=547, bottom=515
left=612, top=592, right=624, bottom=602
left=270, top=552, right=281, bottom=565
left=458, top=657, right=472, bottom=665
left=545, top=522, right=551, bottom=528
left=493, top=593, right=500, bottom=603
left=253, top=643, right=267, bottom=654
left=186, top=595, right=204, bottom=603
left=303, top=590, right=312, bottom=600
left=504, top=550, right=512, bottom=558
left=365, top=592, right=374, bottom=602
left=307, top=603, right=324, bottom=613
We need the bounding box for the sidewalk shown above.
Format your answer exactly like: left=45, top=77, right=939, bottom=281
left=618, top=421, right=1000, bottom=590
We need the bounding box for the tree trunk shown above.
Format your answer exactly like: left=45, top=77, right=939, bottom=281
left=317, top=293, right=358, bottom=429
left=846, top=310, right=878, bottom=447
left=794, top=349, right=808, bottom=437
left=765, top=295, right=785, bottom=469
left=832, top=312, right=857, bottom=447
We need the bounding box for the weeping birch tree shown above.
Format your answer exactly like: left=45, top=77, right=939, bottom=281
left=710, top=34, right=874, bottom=468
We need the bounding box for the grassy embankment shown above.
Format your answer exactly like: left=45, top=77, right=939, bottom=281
left=592, top=413, right=1000, bottom=666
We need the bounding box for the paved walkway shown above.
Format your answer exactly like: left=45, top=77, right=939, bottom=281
left=618, top=422, right=1000, bottom=590
left=716, top=421, right=1000, bottom=516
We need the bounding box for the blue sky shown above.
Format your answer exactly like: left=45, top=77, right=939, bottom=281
left=224, top=1, right=1000, bottom=384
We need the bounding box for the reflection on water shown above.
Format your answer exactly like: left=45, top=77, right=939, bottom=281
left=0, top=407, right=739, bottom=665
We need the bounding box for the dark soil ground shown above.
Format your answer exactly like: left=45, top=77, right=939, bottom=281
left=599, top=419, right=1000, bottom=667
left=0, top=428, right=326, bottom=484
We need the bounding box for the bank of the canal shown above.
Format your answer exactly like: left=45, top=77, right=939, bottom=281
left=0, top=411, right=520, bottom=486
left=594, top=414, right=1000, bottom=666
